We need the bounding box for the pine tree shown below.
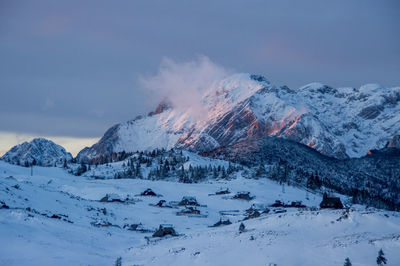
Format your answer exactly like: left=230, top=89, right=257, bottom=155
left=344, top=257, right=352, bottom=266
left=281, top=165, right=288, bottom=184
left=239, top=222, right=245, bottom=233
left=213, top=167, right=218, bottom=179
left=76, top=162, right=87, bottom=176
left=255, top=163, right=265, bottom=178
left=115, top=257, right=122, bottom=266
left=307, top=174, right=315, bottom=189
left=227, top=162, right=233, bottom=174
left=315, top=171, right=322, bottom=187
left=376, top=249, right=387, bottom=265
left=135, top=163, right=142, bottom=178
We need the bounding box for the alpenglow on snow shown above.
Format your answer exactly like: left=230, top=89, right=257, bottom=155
left=77, top=73, right=400, bottom=162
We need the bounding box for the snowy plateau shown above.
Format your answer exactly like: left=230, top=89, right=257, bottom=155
left=1, top=159, right=400, bottom=266
left=1, top=73, right=400, bottom=265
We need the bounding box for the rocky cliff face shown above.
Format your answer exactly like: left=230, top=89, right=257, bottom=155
left=1, top=138, right=72, bottom=166
left=77, top=73, right=400, bottom=162
left=386, top=135, right=400, bottom=149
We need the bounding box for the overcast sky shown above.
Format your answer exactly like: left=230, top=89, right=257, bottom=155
left=0, top=0, right=399, bottom=155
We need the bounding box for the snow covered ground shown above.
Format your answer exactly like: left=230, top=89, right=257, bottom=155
left=1, top=160, right=399, bottom=266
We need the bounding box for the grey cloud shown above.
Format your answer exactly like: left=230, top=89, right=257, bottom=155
left=140, top=56, right=231, bottom=120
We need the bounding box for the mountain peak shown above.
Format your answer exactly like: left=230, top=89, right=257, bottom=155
left=1, top=138, right=72, bottom=166
left=77, top=74, right=400, bottom=161
left=249, top=74, right=270, bottom=84
left=149, top=99, right=173, bottom=116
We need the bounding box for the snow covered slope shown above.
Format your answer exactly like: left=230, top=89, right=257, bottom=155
left=1, top=138, right=72, bottom=167
left=1, top=161, right=399, bottom=266
left=77, top=74, right=400, bottom=161
left=80, top=150, right=233, bottom=180
left=125, top=208, right=400, bottom=266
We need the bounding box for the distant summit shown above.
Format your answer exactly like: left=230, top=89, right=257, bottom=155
left=1, top=138, right=72, bottom=167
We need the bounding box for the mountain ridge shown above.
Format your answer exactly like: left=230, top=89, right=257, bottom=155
left=77, top=73, right=400, bottom=162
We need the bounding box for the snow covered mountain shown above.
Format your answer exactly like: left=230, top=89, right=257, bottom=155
left=77, top=73, right=400, bottom=161
left=1, top=138, right=72, bottom=167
